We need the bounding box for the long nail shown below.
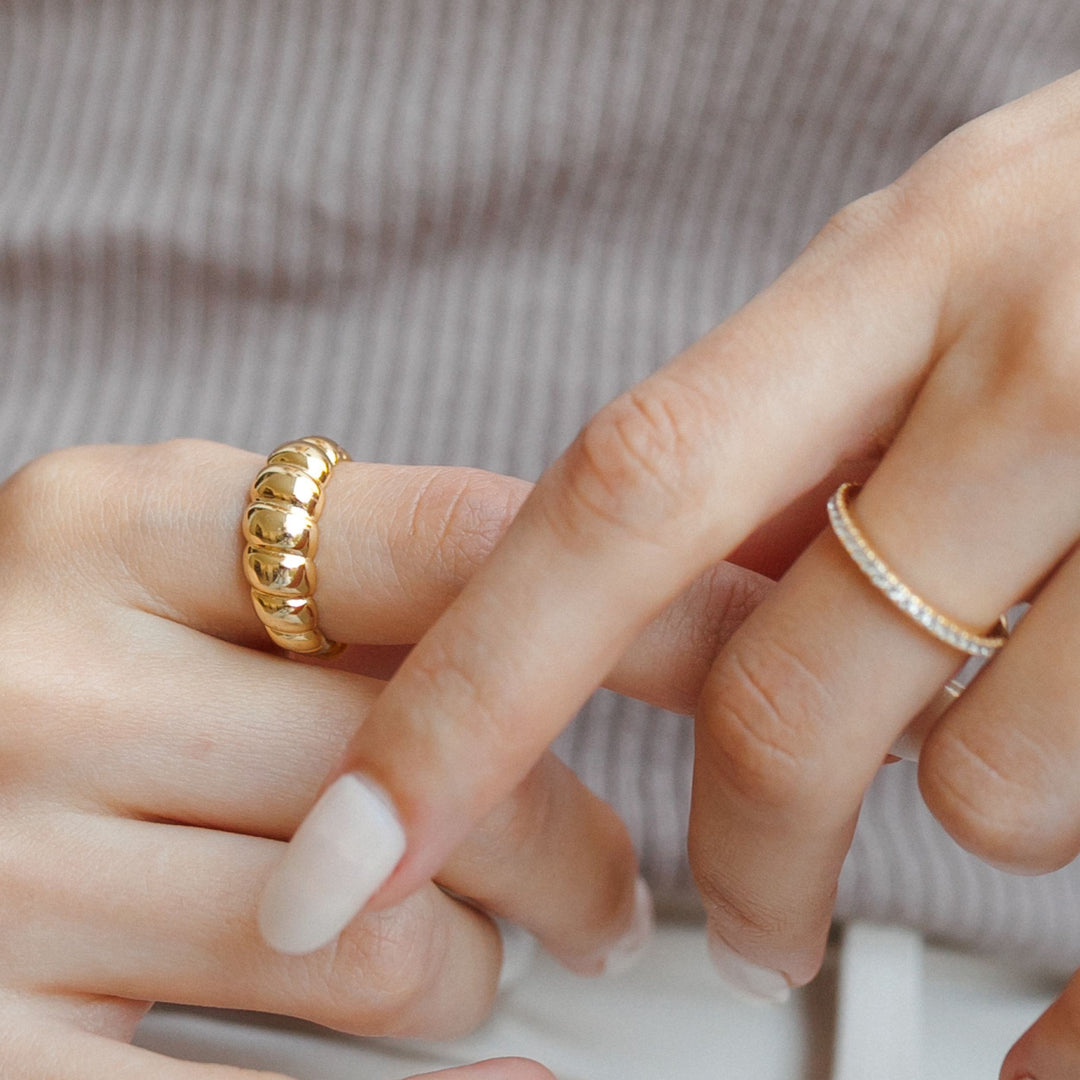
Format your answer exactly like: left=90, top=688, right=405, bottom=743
left=603, top=876, right=656, bottom=976
left=707, top=935, right=791, bottom=1004
left=495, top=919, right=538, bottom=991
left=257, top=773, right=406, bottom=955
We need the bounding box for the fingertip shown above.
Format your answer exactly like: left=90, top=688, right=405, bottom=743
left=495, top=918, right=539, bottom=991
left=706, top=933, right=792, bottom=1004
left=257, top=772, right=406, bottom=955
left=601, top=875, right=655, bottom=976
left=417, top=1059, right=556, bottom=1080
left=998, top=973, right=1080, bottom=1080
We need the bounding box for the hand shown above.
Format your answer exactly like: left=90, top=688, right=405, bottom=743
left=0, top=439, right=670, bottom=1079
left=269, top=68, right=1080, bottom=1077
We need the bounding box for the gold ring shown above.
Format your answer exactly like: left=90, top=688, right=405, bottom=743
left=827, top=482, right=1007, bottom=658
left=243, top=437, right=349, bottom=658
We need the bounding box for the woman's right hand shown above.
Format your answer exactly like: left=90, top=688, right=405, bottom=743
left=1, top=438, right=756, bottom=1079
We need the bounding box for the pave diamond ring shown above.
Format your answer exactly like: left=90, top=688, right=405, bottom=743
left=827, top=482, right=1008, bottom=658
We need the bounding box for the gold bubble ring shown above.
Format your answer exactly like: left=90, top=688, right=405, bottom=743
left=242, top=437, right=349, bottom=658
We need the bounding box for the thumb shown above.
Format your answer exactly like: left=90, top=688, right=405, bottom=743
left=1000, top=968, right=1080, bottom=1080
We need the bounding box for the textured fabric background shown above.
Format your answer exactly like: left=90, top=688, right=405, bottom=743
left=2, top=0, right=1080, bottom=972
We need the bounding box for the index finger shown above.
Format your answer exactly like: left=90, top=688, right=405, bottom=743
left=257, top=185, right=947, bottom=953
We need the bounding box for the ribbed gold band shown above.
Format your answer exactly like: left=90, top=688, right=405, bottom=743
left=827, top=482, right=1008, bottom=658
left=242, top=437, right=349, bottom=658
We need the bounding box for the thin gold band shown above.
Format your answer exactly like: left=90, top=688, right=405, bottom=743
left=243, top=436, right=349, bottom=658
left=827, top=482, right=1007, bottom=658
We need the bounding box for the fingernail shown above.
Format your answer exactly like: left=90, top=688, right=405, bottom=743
left=495, top=918, right=538, bottom=991
left=258, top=773, right=406, bottom=955
left=707, top=935, right=791, bottom=1004
left=603, top=876, right=656, bottom=976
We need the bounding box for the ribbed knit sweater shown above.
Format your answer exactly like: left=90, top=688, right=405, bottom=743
left=2, top=0, right=1079, bottom=975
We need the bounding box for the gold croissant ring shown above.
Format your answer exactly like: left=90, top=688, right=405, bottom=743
left=242, top=437, right=349, bottom=658
left=827, top=482, right=1007, bottom=658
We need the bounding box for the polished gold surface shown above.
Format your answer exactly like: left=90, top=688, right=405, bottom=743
left=244, top=545, right=315, bottom=597
left=266, top=627, right=338, bottom=655
left=244, top=502, right=319, bottom=557
left=295, top=436, right=349, bottom=467
left=251, top=592, right=318, bottom=633
left=243, top=437, right=347, bottom=657
left=268, top=440, right=334, bottom=484
left=250, top=464, right=324, bottom=517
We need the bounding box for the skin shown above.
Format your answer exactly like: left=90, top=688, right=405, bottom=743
left=0, top=438, right=773, bottom=1078
left=291, top=68, right=1080, bottom=1078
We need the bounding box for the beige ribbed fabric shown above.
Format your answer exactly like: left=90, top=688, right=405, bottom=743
left=2, top=1, right=1080, bottom=973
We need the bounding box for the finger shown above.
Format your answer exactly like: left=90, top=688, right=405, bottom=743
left=690, top=294, right=1080, bottom=992
left=1000, top=967, right=1080, bottom=1080
left=257, top=180, right=948, bottom=951
left=7, top=1025, right=300, bottom=1080
left=410, top=1063, right=556, bottom=1080
left=691, top=531, right=946, bottom=995
left=8, top=438, right=768, bottom=715
left=6, top=439, right=531, bottom=648
left=10, top=810, right=500, bottom=1040
left=919, top=544, right=1080, bottom=874
left=28, top=612, right=649, bottom=974
left=1, top=994, right=297, bottom=1080
left=437, top=752, right=652, bottom=976
left=610, top=558, right=773, bottom=715
left=51, top=1039, right=300, bottom=1080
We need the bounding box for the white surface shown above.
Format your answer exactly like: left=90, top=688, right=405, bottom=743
left=832, top=923, right=923, bottom=1080
left=135, top=920, right=1060, bottom=1080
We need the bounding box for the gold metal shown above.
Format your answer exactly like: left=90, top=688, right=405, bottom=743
left=266, top=626, right=345, bottom=658
left=827, top=482, right=1008, bottom=658
left=244, top=545, right=315, bottom=597
left=268, top=440, right=335, bottom=484
left=250, top=464, right=324, bottom=517
left=243, top=437, right=350, bottom=656
left=244, top=502, right=319, bottom=557
left=250, top=592, right=318, bottom=634
left=299, top=436, right=348, bottom=466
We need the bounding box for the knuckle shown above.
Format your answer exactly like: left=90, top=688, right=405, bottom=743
left=689, top=858, right=788, bottom=948
left=0, top=440, right=209, bottom=571
left=809, top=185, right=922, bottom=263
left=689, top=563, right=771, bottom=660
left=317, top=898, right=446, bottom=1033
left=699, top=638, right=833, bottom=812
left=465, top=763, right=560, bottom=877
left=807, top=182, right=948, bottom=301
left=547, top=378, right=713, bottom=546
left=406, top=468, right=529, bottom=588
left=920, top=725, right=1067, bottom=869
left=813, top=189, right=897, bottom=251
left=460, top=759, right=636, bottom=943
left=0, top=446, right=96, bottom=556
left=988, top=273, right=1080, bottom=439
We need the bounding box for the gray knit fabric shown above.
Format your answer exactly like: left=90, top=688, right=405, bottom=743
left=2, top=0, right=1080, bottom=974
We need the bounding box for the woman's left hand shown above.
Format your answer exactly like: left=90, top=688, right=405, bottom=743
left=264, top=67, right=1080, bottom=1076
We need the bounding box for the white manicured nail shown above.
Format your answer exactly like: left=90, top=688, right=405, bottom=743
left=495, top=918, right=539, bottom=991
left=707, top=936, right=791, bottom=1004
left=258, top=773, right=406, bottom=955
left=603, top=876, right=655, bottom=976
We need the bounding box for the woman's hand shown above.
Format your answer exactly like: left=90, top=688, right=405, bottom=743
left=271, top=69, right=1080, bottom=1076
left=0, top=438, right=696, bottom=1079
